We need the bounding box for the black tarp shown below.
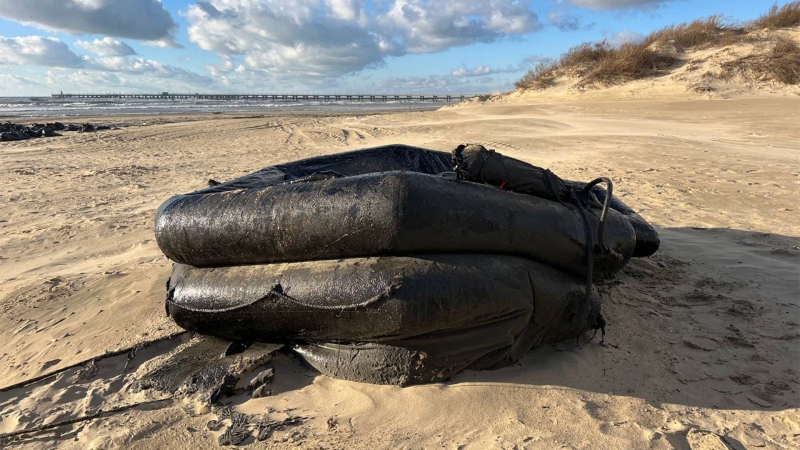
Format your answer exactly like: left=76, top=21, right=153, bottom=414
left=167, top=254, right=599, bottom=386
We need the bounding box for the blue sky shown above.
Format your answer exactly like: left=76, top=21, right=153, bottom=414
left=0, top=0, right=792, bottom=95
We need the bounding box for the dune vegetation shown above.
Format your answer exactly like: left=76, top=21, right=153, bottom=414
left=516, top=2, right=800, bottom=90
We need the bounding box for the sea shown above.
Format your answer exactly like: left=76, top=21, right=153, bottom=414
left=0, top=96, right=445, bottom=119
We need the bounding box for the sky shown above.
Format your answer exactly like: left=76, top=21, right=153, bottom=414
left=0, top=0, right=792, bottom=96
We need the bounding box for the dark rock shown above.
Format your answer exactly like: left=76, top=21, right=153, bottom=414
left=43, top=128, right=62, bottom=137
left=0, top=122, right=111, bottom=142
left=1, top=131, right=28, bottom=141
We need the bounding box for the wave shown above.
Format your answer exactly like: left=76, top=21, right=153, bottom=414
left=0, top=96, right=442, bottom=118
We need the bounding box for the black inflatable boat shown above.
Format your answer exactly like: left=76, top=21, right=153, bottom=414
left=155, top=144, right=659, bottom=386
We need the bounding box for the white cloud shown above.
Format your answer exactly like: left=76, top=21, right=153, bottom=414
left=87, top=57, right=213, bottom=85
left=451, top=64, right=525, bottom=77
left=452, top=65, right=492, bottom=77
left=0, top=0, right=179, bottom=45
left=0, top=36, right=84, bottom=68
left=184, top=0, right=540, bottom=79
left=0, top=73, right=41, bottom=89
left=372, top=74, right=511, bottom=93
left=379, top=0, right=540, bottom=53
left=569, top=0, right=670, bottom=10
left=185, top=0, right=392, bottom=78
left=145, top=39, right=184, bottom=49
left=43, top=69, right=207, bottom=93
left=373, top=75, right=472, bottom=91
left=523, top=54, right=548, bottom=64
left=607, top=28, right=644, bottom=47
left=1, top=35, right=211, bottom=87
left=45, top=69, right=123, bottom=88
left=324, top=0, right=366, bottom=22
left=76, top=37, right=137, bottom=57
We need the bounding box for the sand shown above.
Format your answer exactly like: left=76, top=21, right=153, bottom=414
left=1, top=97, right=798, bottom=449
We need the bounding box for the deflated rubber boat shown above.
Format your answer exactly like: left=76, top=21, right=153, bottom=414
left=156, top=144, right=660, bottom=386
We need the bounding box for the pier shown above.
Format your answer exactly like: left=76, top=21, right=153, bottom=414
left=51, top=92, right=474, bottom=102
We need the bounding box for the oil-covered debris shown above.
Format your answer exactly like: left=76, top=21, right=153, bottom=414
left=1, top=121, right=112, bottom=141
left=208, top=406, right=308, bottom=446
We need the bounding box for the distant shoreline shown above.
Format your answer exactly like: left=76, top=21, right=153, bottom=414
left=0, top=97, right=443, bottom=121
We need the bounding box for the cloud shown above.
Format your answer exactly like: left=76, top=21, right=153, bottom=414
left=607, top=28, right=644, bottom=47
left=145, top=39, right=185, bottom=49
left=184, top=0, right=540, bottom=79
left=76, top=37, right=137, bottom=57
left=547, top=11, right=582, bottom=31
left=523, top=54, right=549, bottom=64
left=450, top=63, right=525, bottom=77
left=0, top=0, right=179, bottom=45
left=45, top=69, right=123, bottom=88
left=451, top=65, right=493, bottom=77
left=0, top=73, right=41, bottom=87
left=87, top=57, right=213, bottom=85
left=184, top=0, right=391, bottom=78
left=42, top=69, right=207, bottom=93
left=379, top=0, right=540, bottom=53
left=372, top=74, right=512, bottom=93
left=325, top=0, right=367, bottom=22
left=1, top=35, right=210, bottom=86
left=373, top=75, right=472, bottom=91
left=0, top=36, right=84, bottom=68
left=568, top=0, right=670, bottom=10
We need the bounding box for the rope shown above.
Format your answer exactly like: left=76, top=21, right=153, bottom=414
left=579, top=177, right=614, bottom=251
left=546, top=173, right=612, bottom=342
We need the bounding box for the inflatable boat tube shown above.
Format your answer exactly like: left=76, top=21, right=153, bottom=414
left=156, top=171, right=635, bottom=278
left=452, top=144, right=660, bottom=257
left=166, top=255, right=600, bottom=385
left=179, top=144, right=655, bottom=258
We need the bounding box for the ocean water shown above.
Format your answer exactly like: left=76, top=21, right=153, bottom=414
left=0, top=96, right=445, bottom=118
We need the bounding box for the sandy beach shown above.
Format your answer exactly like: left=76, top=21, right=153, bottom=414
left=1, top=97, right=799, bottom=449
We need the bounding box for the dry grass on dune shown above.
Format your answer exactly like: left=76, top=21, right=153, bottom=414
left=722, top=36, right=800, bottom=84
left=641, top=15, right=734, bottom=49
left=514, top=59, right=559, bottom=89
left=580, top=42, right=674, bottom=85
left=515, top=2, right=800, bottom=90
left=751, top=2, right=800, bottom=29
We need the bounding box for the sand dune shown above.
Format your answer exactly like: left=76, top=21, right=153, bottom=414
left=1, top=97, right=798, bottom=449
left=493, top=26, right=800, bottom=102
